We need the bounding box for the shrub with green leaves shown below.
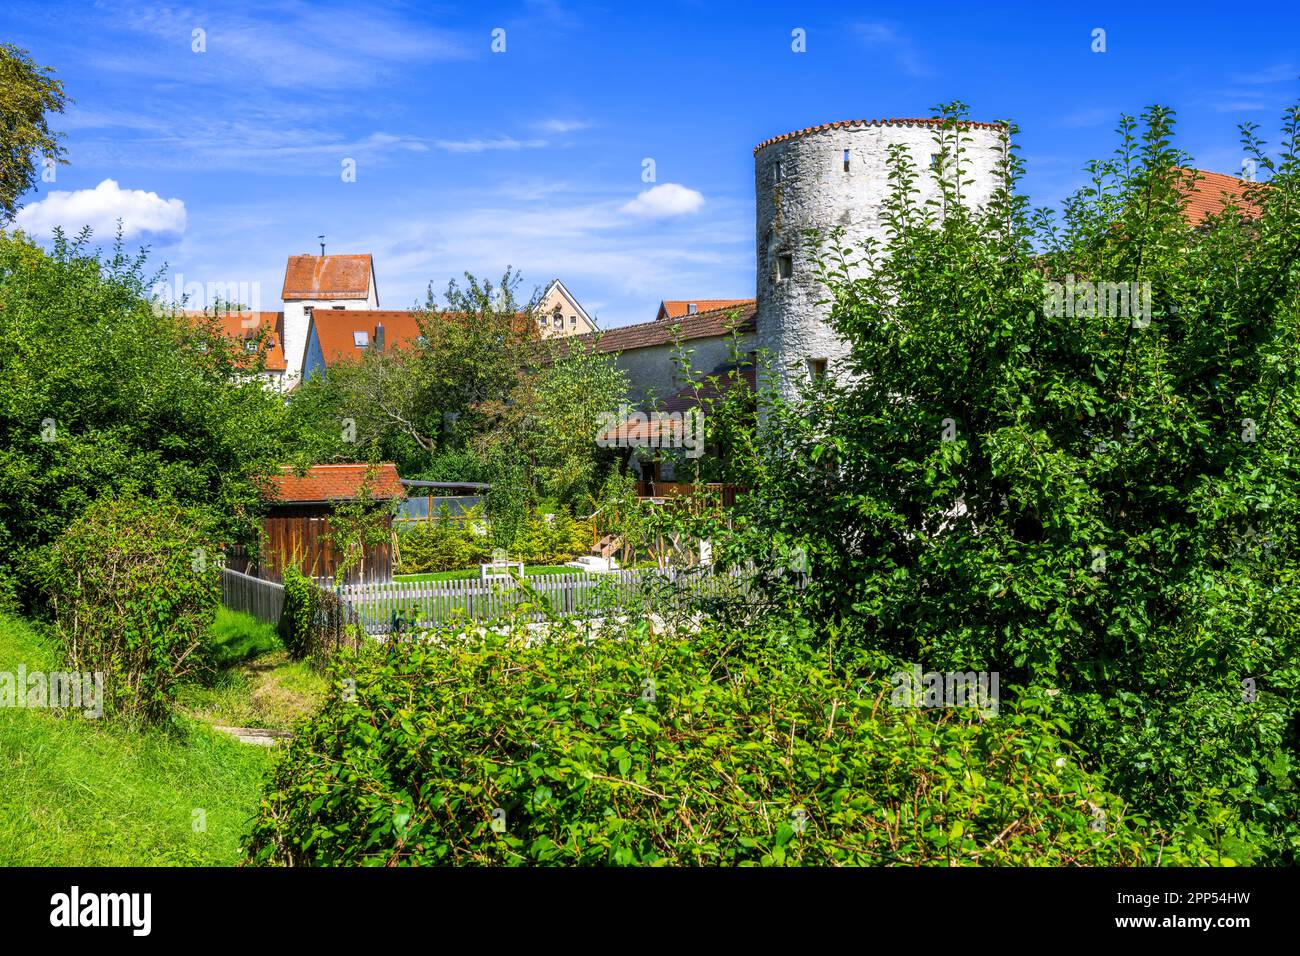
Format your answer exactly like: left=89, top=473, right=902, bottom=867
left=395, top=508, right=491, bottom=574
left=245, top=618, right=1208, bottom=866
left=396, top=504, right=591, bottom=573
left=277, top=564, right=366, bottom=670
left=42, top=496, right=221, bottom=724
left=278, top=565, right=317, bottom=659
left=511, top=506, right=591, bottom=565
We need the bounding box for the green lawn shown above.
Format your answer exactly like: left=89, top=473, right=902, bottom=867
left=0, top=611, right=287, bottom=866
left=178, top=608, right=326, bottom=732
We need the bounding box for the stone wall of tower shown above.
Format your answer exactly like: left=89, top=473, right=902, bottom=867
left=754, top=119, right=1007, bottom=394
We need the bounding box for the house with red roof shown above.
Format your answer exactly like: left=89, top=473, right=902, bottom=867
left=300, top=308, right=425, bottom=379
left=574, top=300, right=756, bottom=407
left=183, top=310, right=288, bottom=388
left=1175, top=167, right=1267, bottom=225
left=572, top=300, right=756, bottom=488
left=654, top=299, right=752, bottom=322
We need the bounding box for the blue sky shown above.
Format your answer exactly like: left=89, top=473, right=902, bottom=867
left=3, top=0, right=1297, bottom=327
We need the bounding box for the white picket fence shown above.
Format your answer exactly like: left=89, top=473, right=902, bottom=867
left=330, top=567, right=748, bottom=634
left=221, top=567, right=286, bottom=623
left=219, top=565, right=765, bottom=636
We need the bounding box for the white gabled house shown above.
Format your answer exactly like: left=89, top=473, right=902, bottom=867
left=536, top=278, right=597, bottom=337
left=280, top=253, right=379, bottom=389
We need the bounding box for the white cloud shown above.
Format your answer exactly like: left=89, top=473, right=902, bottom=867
left=1231, top=64, right=1298, bottom=85
left=532, top=118, right=591, bottom=134
left=620, top=183, right=705, bottom=219
left=853, top=21, right=930, bottom=78
left=16, top=179, right=186, bottom=239
left=1057, top=108, right=1113, bottom=129
left=111, top=2, right=471, bottom=91
left=434, top=137, right=549, bottom=153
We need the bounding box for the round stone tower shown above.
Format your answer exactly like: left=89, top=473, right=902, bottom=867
left=753, top=117, right=1007, bottom=394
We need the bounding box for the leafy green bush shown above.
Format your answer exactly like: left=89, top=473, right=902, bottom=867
left=42, top=496, right=220, bottom=724
left=396, top=505, right=591, bottom=573
left=511, top=507, right=592, bottom=565
left=245, top=618, right=1205, bottom=866
left=278, top=565, right=316, bottom=659
left=277, top=564, right=366, bottom=669
left=395, top=507, right=492, bottom=574
left=409, top=449, right=492, bottom=484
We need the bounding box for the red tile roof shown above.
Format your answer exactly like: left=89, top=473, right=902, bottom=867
left=1176, top=167, right=1267, bottom=225
left=312, top=309, right=425, bottom=367
left=267, top=463, right=405, bottom=503
left=661, top=366, right=756, bottom=413
left=577, top=301, right=756, bottom=354
left=598, top=366, right=755, bottom=443
left=282, top=254, right=374, bottom=301
left=183, top=310, right=287, bottom=372
left=755, top=117, right=1006, bottom=154
left=657, top=299, right=752, bottom=321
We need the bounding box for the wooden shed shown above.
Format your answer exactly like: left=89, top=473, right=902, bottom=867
left=257, top=463, right=406, bottom=584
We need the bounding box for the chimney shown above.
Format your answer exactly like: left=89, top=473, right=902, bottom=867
left=374, top=323, right=385, bottom=352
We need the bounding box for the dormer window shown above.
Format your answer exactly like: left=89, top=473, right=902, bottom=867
left=245, top=338, right=258, bottom=352
left=687, top=303, right=697, bottom=315
left=353, top=331, right=369, bottom=347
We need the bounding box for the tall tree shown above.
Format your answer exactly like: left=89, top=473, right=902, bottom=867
left=0, top=230, right=291, bottom=608
left=0, top=43, right=68, bottom=223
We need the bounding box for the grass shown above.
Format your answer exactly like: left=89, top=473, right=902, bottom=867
left=177, top=607, right=327, bottom=731
left=0, top=612, right=274, bottom=866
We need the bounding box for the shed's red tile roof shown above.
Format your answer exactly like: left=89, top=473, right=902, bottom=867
left=1176, top=167, right=1267, bottom=225
left=578, top=301, right=756, bottom=354
left=312, top=309, right=425, bottom=367
left=282, top=254, right=374, bottom=301
left=183, top=310, right=286, bottom=372
left=755, top=117, right=1006, bottom=154
left=657, top=299, right=753, bottom=321
left=267, top=463, right=405, bottom=503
